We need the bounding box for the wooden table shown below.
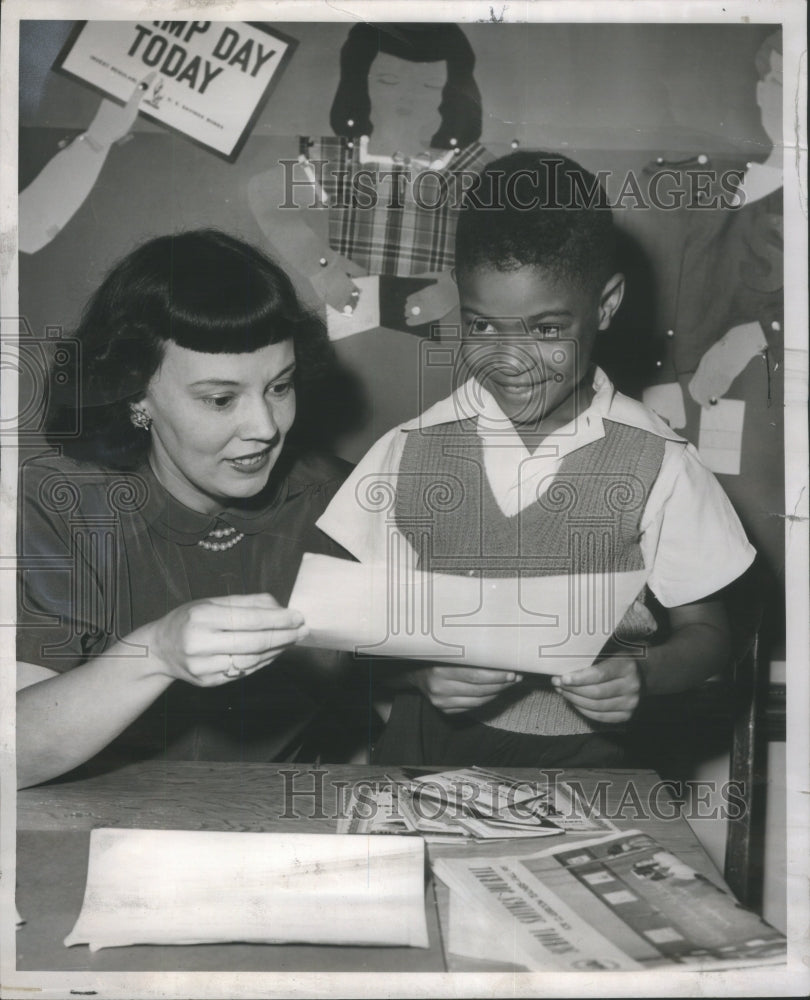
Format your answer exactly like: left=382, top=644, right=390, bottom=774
left=16, top=762, right=724, bottom=973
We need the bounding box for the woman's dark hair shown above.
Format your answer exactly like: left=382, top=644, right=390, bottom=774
left=46, top=229, right=331, bottom=469
left=329, top=23, right=482, bottom=149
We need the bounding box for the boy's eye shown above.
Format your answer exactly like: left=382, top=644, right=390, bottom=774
left=530, top=323, right=561, bottom=340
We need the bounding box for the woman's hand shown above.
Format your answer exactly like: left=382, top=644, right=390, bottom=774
left=552, top=658, right=642, bottom=723
left=146, top=593, right=309, bottom=687
left=411, top=665, right=522, bottom=714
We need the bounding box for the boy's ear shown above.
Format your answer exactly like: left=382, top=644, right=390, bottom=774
left=597, top=273, right=625, bottom=330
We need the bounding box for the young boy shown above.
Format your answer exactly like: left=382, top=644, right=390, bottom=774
left=317, top=151, right=756, bottom=767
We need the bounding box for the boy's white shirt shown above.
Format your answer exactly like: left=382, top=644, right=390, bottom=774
left=317, top=368, right=755, bottom=609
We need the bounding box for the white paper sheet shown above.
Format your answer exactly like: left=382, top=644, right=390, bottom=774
left=698, top=398, right=746, bottom=475
left=325, top=275, right=380, bottom=340
left=289, top=553, right=648, bottom=675
left=64, top=828, right=428, bottom=951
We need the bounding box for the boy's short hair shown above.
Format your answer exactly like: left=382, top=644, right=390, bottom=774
left=456, top=151, right=616, bottom=293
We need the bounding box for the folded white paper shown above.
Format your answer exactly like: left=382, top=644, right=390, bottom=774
left=290, top=553, right=647, bottom=675
left=65, top=829, right=428, bottom=951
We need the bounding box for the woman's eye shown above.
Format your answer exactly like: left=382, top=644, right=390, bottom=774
left=470, top=318, right=496, bottom=336
left=202, top=395, right=235, bottom=409
left=375, top=74, right=399, bottom=85
left=269, top=381, right=294, bottom=398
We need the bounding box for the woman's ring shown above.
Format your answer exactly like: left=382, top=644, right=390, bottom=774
left=224, top=656, right=245, bottom=679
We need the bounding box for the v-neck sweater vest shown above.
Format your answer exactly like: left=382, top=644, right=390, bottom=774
left=394, top=418, right=666, bottom=735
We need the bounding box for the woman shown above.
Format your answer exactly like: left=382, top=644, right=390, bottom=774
left=17, top=230, right=351, bottom=788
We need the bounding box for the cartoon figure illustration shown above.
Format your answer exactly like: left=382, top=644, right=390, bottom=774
left=249, top=23, right=489, bottom=324
left=246, top=25, right=493, bottom=458
left=19, top=73, right=154, bottom=255
left=622, top=30, right=784, bottom=590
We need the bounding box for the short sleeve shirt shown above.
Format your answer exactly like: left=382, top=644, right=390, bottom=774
left=317, top=370, right=756, bottom=608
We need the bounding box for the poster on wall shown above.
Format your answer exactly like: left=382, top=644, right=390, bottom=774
left=53, top=20, right=297, bottom=160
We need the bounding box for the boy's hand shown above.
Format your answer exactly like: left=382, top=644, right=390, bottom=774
left=412, top=665, right=522, bottom=714
left=552, top=658, right=642, bottom=722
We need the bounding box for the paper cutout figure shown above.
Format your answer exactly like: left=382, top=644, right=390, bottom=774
left=19, top=74, right=154, bottom=254
left=623, top=30, right=784, bottom=580
left=248, top=24, right=490, bottom=326
left=688, top=321, right=768, bottom=408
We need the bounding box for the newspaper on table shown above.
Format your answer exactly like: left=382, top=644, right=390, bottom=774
left=337, top=768, right=615, bottom=842
left=433, top=829, right=787, bottom=970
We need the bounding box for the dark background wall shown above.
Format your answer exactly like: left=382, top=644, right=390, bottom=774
left=18, top=20, right=779, bottom=552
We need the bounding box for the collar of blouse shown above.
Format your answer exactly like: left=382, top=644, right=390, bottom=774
left=136, top=457, right=290, bottom=547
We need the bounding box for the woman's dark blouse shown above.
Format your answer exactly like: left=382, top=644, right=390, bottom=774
left=17, top=448, right=352, bottom=763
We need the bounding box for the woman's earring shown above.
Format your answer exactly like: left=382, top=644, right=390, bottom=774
left=130, top=407, right=152, bottom=430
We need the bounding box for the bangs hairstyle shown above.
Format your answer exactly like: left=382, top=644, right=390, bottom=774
left=47, top=229, right=330, bottom=469
left=455, top=151, right=617, bottom=294
left=329, top=23, right=482, bottom=149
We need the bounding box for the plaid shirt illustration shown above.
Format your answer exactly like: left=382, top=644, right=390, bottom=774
left=302, top=136, right=492, bottom=277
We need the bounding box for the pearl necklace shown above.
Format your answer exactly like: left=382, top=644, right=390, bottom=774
left=197, top=524, right=245, bottom=552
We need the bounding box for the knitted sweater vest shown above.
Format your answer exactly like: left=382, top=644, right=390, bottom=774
left=394, top=418, right=666, bottom=735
